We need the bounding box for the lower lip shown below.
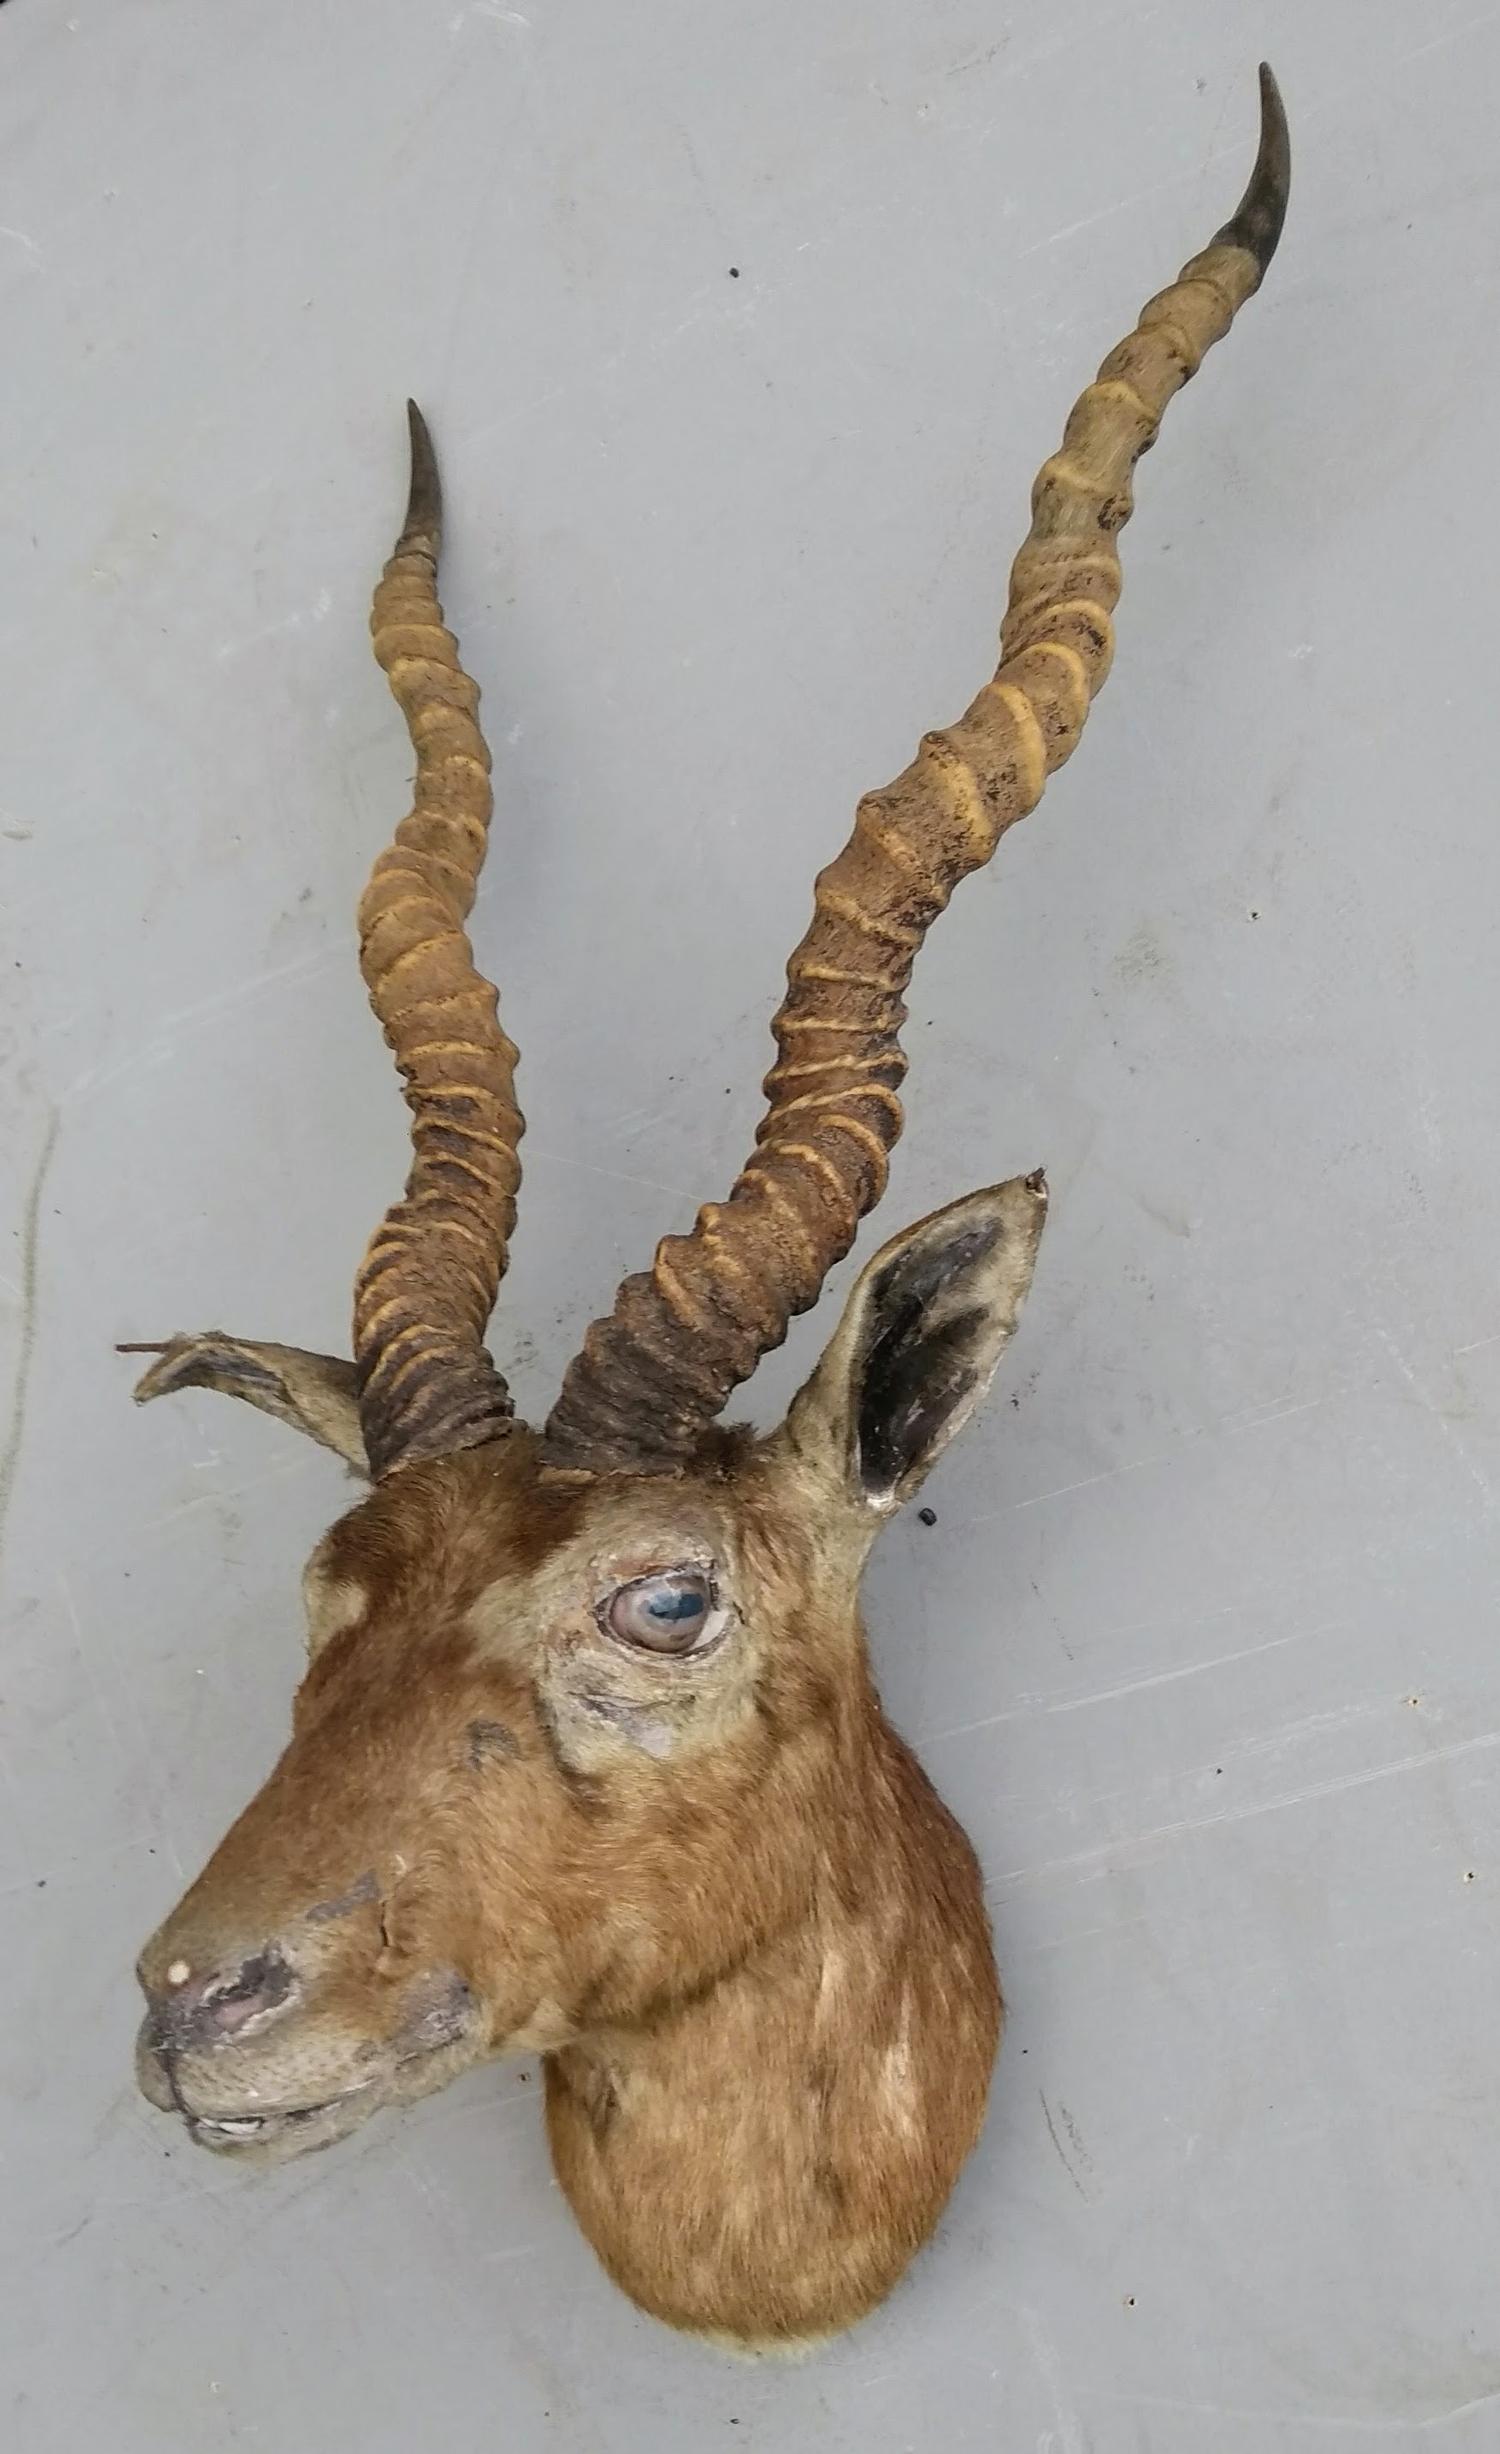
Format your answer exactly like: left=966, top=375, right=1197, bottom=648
left=189, top=2088, right=369, bottom=2146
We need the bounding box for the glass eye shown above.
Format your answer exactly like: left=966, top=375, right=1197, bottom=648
left=604, top=1569, right=719, bottom=1656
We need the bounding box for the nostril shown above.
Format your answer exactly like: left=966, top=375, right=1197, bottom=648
left=204, top=1952, right=292, bottom=2035
left=154, top=1948, right=298, bottom=2043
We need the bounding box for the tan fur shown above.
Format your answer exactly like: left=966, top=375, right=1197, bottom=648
left=129, top=73, right=1290, bottom=2344
left=136, top=1392, right=1001, bottom=2345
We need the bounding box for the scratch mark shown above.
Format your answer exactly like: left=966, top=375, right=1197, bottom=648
left=1084, top=2381, right=1500, bottom=2433
left=60, top=1570, right=124, bottom=1762
left=0, top=1110, right=59, bottom=1560
left=991, top=1726, right=1500, bottom=1891
left=1012, top=91, right=1298, bottom=268
left=1428, top=2384, right=1500, bottom=2427
left=1219, top=1391, right=1334, bottom=1434
left=1039, top=2093, right=1089, bottom=2201
left=214, top=589, right=332, bottom=663
left=402, top=2148, right=599, bottom=2441
left=523, top=1140, right=697, bottom=1205
left=148, top=948, right=336, bottom=1037
left=966, top=1376, right=1346, bottom=1528
left=450, top=0, right=531, bottom=23
left=401, top=2151, right=471, bottom=2252
left=923, top=1617, right=1343, bottom=1746
left=142, top=1446, right=331, bottom=1531
left=1004, top=1452, right=1162, bottom=1513
left=55, top=2156, right=369, bottom=2435
left=1375, top=1323, right=1500, bottom=1520
left=1017, top=168, right=1190, bottom=261
left=58, top=1571, right=187, bottom=1881
left=1019, top=2303, right=1089, bottom=2454
left=944, top=39, right=1006, bottom=78
left=1394, top=7, right=1500, bottom=70
left=65, top=946, right=340, bottom=1102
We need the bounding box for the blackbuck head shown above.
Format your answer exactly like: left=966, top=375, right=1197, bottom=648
left=128, top=71, right=1287, bottom=2346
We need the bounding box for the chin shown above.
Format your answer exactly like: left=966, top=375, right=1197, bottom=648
left=135, top=2020, right=490, bottom=2166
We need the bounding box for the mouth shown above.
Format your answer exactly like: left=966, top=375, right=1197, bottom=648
left=136, top=1971, right=486, bottom=2162
left=185, top=2082, right=377, bottom=2153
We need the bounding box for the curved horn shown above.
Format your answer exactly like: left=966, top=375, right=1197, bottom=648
left=544, top=66, right=1289, bottom=1477
left=353, top=403, right=523, bottom=1478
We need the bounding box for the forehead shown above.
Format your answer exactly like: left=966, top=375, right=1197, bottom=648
left=307, top=1429, right=767, bottom=1642
left=477, top=1475, right=740, bottom=1640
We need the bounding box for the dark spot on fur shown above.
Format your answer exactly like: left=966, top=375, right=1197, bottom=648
left=559, top=1759, right=607, bottom=1817
left=689, top=1421, right=757, bottom=1482
left=805, top=1672, right=838, bottom=1726
left=306, top=1868, right=380, bottom=1923
left=215, top=1950, right=290, bottom=2015
left=398, top=1971, right=475, bottom=2052
left=828, top=1853, right=868, bottom=1920
left=808, top=2052, right=836, bottom=2117
left=468, top=1718, right=520, bottom=1770
left=575, top=1952, right=628, bottom=2029
left=813, top=2156, right=847, bottom=2214
left=577, top=1692, right=655, bottom=1741
left=752, top=1678, right=790, bottom=1744
left=561, top=2056, right=620, bottom=2140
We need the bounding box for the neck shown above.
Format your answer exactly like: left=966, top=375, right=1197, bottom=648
left=542, top=1695, right=1001, bottom=2350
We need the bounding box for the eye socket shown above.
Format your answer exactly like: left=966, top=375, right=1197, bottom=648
left=602, top=1569, right=722, bottom=1656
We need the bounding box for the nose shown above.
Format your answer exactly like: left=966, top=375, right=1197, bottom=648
left=146, top=1947, right=298, bottom=2048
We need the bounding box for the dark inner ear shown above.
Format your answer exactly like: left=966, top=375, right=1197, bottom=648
left=855, top=1220, right=1001, bottom=1497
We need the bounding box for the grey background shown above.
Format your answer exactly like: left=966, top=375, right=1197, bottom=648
left=3, top=2, right=1497, bottom=2447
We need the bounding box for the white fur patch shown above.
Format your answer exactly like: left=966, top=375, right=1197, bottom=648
left=879, top=1990, right=919, bottom=2139
left=301, top=1569, right=368, bottom=1657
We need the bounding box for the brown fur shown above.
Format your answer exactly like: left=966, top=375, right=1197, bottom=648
left=136, top=1176, right=1052, bottom=2343
left=129, top=72, right=1289, bottom=2344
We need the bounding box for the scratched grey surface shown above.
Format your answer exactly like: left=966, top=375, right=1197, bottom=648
left=2, top=1, right=1498, bottom=2447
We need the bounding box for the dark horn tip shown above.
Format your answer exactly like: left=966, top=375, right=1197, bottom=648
left=401, top=399, right=443, bottom=551
left=1211, top=62, right=1290, bottom=279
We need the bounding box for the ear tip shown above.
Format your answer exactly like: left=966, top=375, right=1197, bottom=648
left=980, top=1169, right=1050, bottom=1230
left=120, top=1333, right=193, bottom=1405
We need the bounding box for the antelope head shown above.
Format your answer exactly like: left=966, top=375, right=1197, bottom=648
left=129, top=71, right=1287, bottom=2347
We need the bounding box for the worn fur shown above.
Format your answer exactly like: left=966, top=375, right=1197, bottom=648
left=129, top=71, right=1290, bottom=2343
left=135, top=1193, right=1038, bottom=2345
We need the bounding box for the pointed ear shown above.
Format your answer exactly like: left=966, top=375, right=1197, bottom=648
left=782, top=1175, right=1048, bottom=1512
left=120, top=1333, right=368, bottom=1475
